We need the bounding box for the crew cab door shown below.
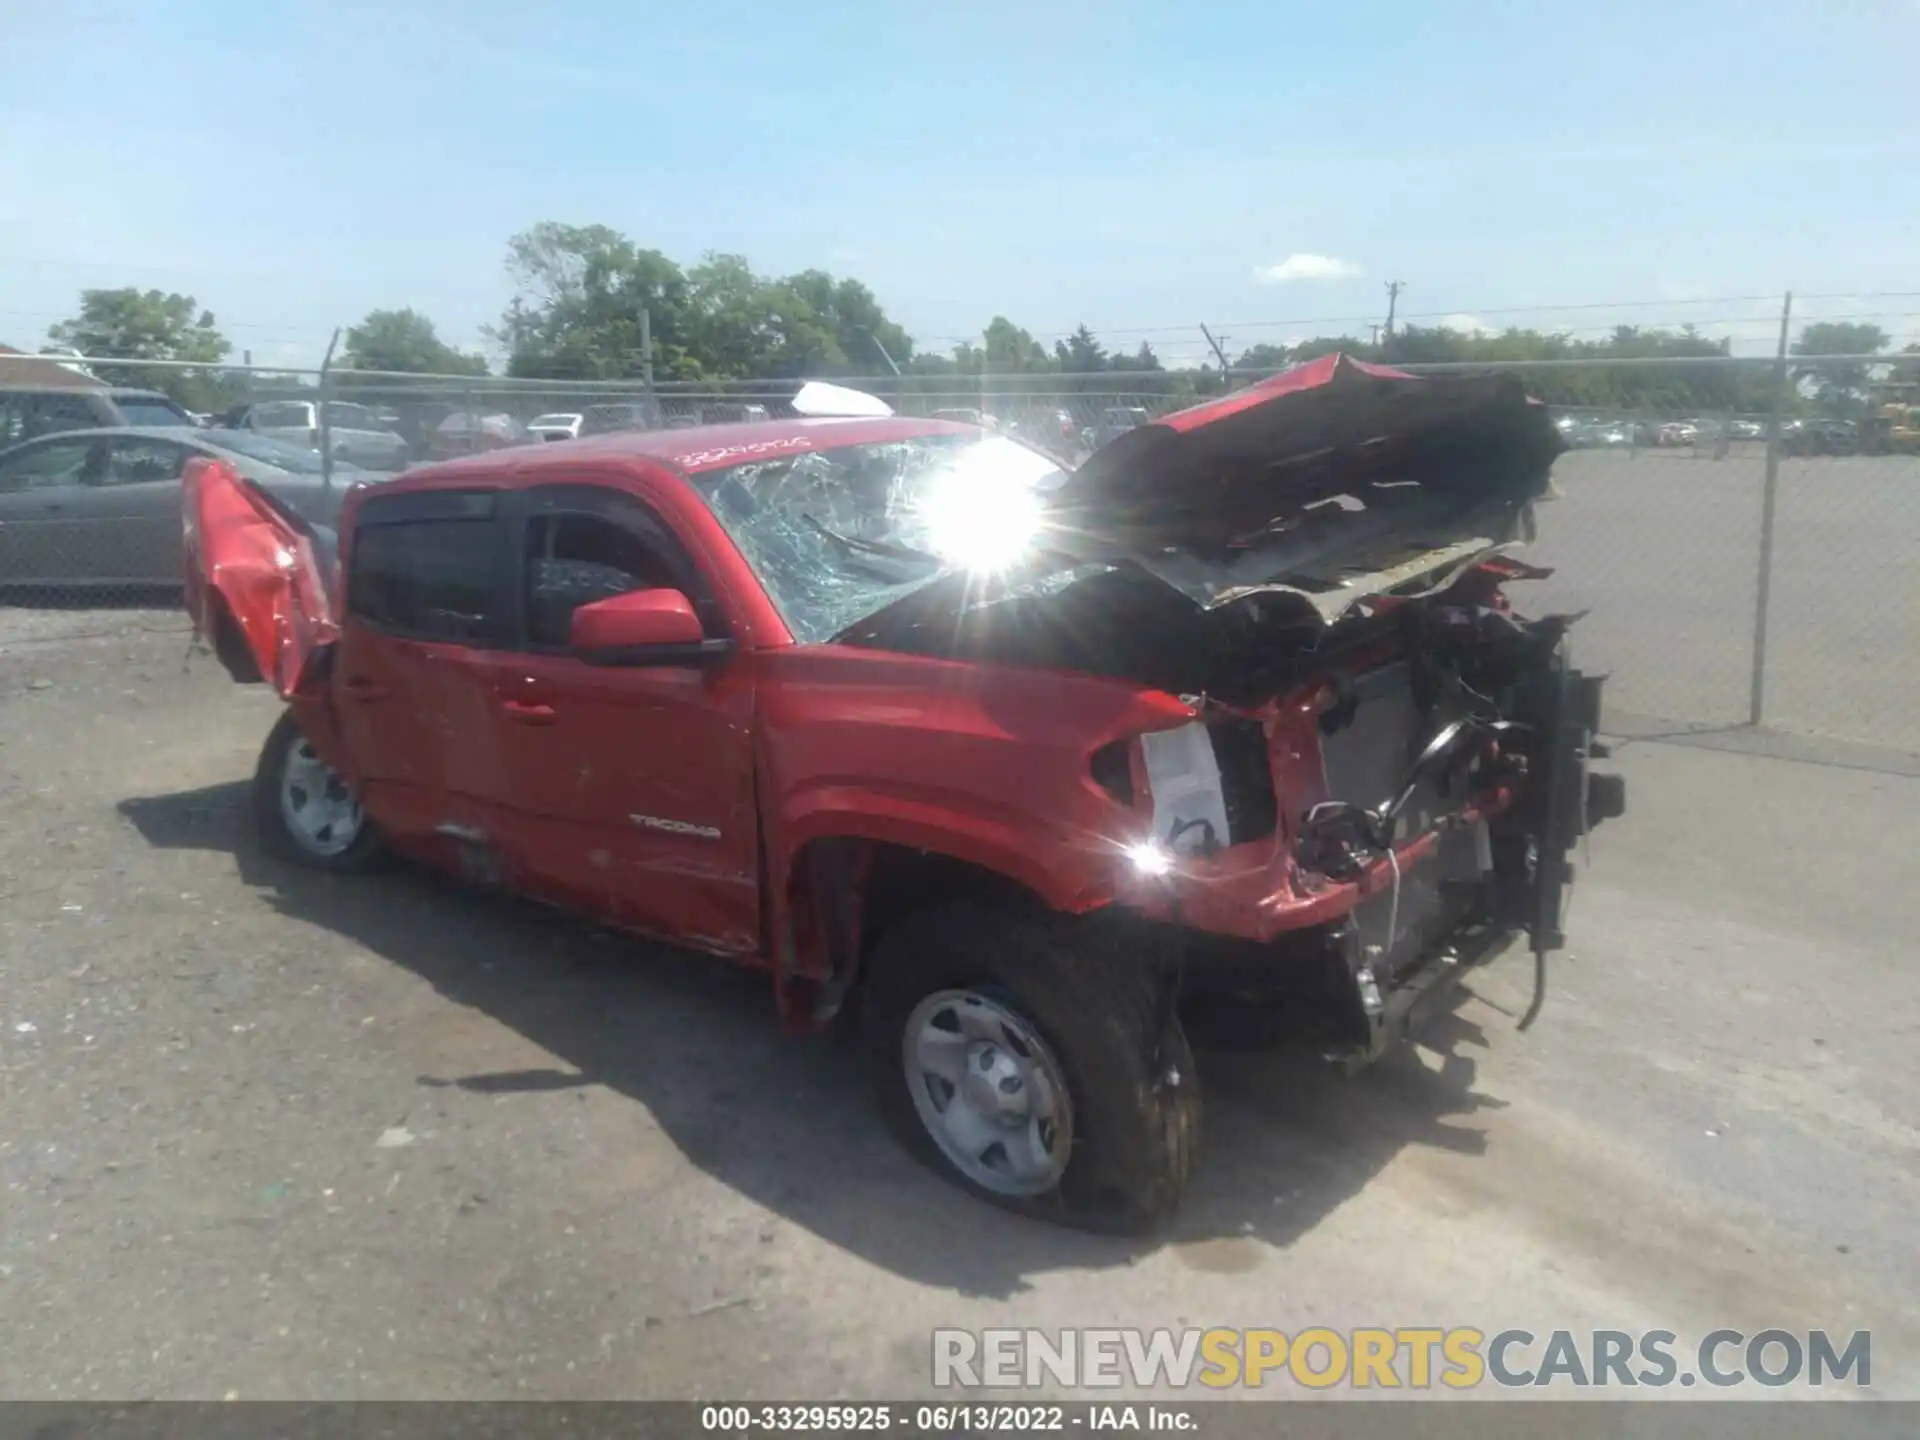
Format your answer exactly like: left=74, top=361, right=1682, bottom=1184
left=332, top=486, right=518, bottom=864
left=487, top=481, right=761, bottom=956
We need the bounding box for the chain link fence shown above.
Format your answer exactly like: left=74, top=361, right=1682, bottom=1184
left=2, top=353, right=1915, bottom=755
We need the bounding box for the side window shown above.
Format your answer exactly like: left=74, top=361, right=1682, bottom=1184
left=347, top=492, right=504, bottom=646
left=253, top=402, right=312, bottom=431
left=21, top=393, right=102, bottom=441
left=517, top=486, right=721, bottom=651
left=523, top=512, right=682, bottom=649
left=101, top=438, right=190, bottom=487
left=0, top=438, right=100, bottom=492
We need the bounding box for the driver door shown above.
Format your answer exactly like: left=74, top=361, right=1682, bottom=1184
left=485, top=481, right=761, bottom=956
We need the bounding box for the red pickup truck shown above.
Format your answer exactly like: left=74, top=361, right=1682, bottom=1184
left=183, top=356, right=1623, bottom=1232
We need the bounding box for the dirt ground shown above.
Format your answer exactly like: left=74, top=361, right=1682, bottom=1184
left=1, top=606, right=1915, bottom=1402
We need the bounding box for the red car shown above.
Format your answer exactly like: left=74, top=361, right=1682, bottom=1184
left=183, top=356, right=1623, bottom=1232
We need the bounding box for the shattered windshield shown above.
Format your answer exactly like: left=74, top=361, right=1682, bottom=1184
left=690, top=433, right=1065, bottom=643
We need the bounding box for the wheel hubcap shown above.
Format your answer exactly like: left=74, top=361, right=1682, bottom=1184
left=278, top=737, right=363, bottom=857
left=903, top=989, right=1074, bottom=1197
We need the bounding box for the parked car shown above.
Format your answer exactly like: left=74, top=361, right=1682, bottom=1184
left=526, top=412, right=584, bottom=443
left=229, top=400, right=412, bottom=471
left=1655, top=421, right=1697, bottom=447
left=1090, top=405, right=1151, bottom=448
left=579, top=403, right=658, bottom=438
left=1729, top=419, right=1765, bottom=441
left=431, top=411, right=529, bottom=458
left=0, top=426, right=381, bottom=590
left=700, top=403, right=771, bottom=425
left=1555, top=418, right=1608, bottom=449
left=0, top=386, right=196, bottom=449
left=1004, top=407, right=1079, bottom=459
left=1780, top=418, right=1859, bottom=456
left=184, top=357, right=1622, bottom=1232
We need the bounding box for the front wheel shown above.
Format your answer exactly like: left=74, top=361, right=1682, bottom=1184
left=251, top=711, right=384, bottom=871
left=864, top=902, right=1200, bottom=1233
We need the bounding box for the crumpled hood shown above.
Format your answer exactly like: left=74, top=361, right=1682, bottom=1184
left=1039, top=353, right=1564, bottom=621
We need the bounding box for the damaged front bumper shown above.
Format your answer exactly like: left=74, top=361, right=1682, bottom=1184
left=1124, top=650, right=1625, bottom=1066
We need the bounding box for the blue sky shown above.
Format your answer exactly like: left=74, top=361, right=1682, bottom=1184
left=3, top=0, right=1916, bottom=369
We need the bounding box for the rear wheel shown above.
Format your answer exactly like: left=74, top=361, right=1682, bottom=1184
left=864, top=902, right=1199, bottom=1233
left=251, top=711, right=383, bottom=871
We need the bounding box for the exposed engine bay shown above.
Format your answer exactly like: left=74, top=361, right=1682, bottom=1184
left=837, top=358, right=1625, bottom=1059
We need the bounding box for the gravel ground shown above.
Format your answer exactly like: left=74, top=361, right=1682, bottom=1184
left=0, top=608, right=1915, bottom=1403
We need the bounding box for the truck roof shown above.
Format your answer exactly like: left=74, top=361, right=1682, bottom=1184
left=387, top=414, right=980, bottom=486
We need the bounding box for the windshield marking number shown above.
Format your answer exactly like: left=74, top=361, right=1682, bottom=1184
left=681, top=436, right=814, bottom=468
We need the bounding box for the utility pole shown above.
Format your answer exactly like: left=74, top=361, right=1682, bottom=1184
left=1383, top=280, right=1405, bottom=352
left=1200, top=323, right=1232, bottom=388
left=860, top=325, right=904, bottom=409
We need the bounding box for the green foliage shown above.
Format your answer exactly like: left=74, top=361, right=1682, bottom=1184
left=1792, top=321, right=1889, bottom=414
left=492, top=225, right=915, bottom=383
left=1230, top=323, right=1789, bottom=414
left=341, top=308, right=487, bottom=376
left=46, top=288, right=232, bottom=409
left=44, top=240, right=1878, bottom=431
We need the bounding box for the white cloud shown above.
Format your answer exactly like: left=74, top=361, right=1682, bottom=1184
left=1254, top=253, right=1364, bottom=283
left=1438, top=313, right=1493, bottom=335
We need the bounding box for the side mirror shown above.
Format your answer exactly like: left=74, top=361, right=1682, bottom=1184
left=569, top=588, right=730, bottom=667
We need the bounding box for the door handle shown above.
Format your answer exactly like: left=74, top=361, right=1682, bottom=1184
left=500, top=699, right=558, bottom=725
left=341, top=675, right=389, bottom=701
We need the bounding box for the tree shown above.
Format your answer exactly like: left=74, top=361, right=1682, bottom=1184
left=1792, top=321, right=1889, bottom=414
left=1108, top=340, right=1164, bottom=373
left=494, top=225, right=915, bottom=384
left=1233, top=343, right=1296, bottom=373
left=46, top=288, right=231, bottom=408
left=341, top=308, right=487, bottom=375
left=495, top=224, right=695, bottom=380
left=981, top=317, right=1052, bottom=374
left=1056, top=324, right=1107, bottom=373
left=781, top=271, right=913, bottom=375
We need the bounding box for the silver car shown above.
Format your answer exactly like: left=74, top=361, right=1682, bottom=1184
left=0, top=426, right=382, bottom=590
left=233, top=399, right=412, bottom=471
left=526, top=412, right=584, bottom=442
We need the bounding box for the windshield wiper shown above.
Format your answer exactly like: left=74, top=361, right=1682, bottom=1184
left=799, top=513, right=939, bottom=566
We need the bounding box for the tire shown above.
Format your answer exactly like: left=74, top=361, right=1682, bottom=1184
left=864, top=901, right=1199, bottom=1234
left=251, top=711, right=384, bottom=872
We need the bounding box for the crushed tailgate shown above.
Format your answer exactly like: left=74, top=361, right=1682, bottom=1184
left=181, top=456, right=338, bottom=696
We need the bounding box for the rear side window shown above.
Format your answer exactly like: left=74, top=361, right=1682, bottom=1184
left=347, top=491, right=504, bottom=645
left=113, top=397, right=194, bottom=427
left=253, top=402, right=314, bottom=430
left=102, top=438, right=189, bottom=486
left=326, top=403, right=379, bottom=429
